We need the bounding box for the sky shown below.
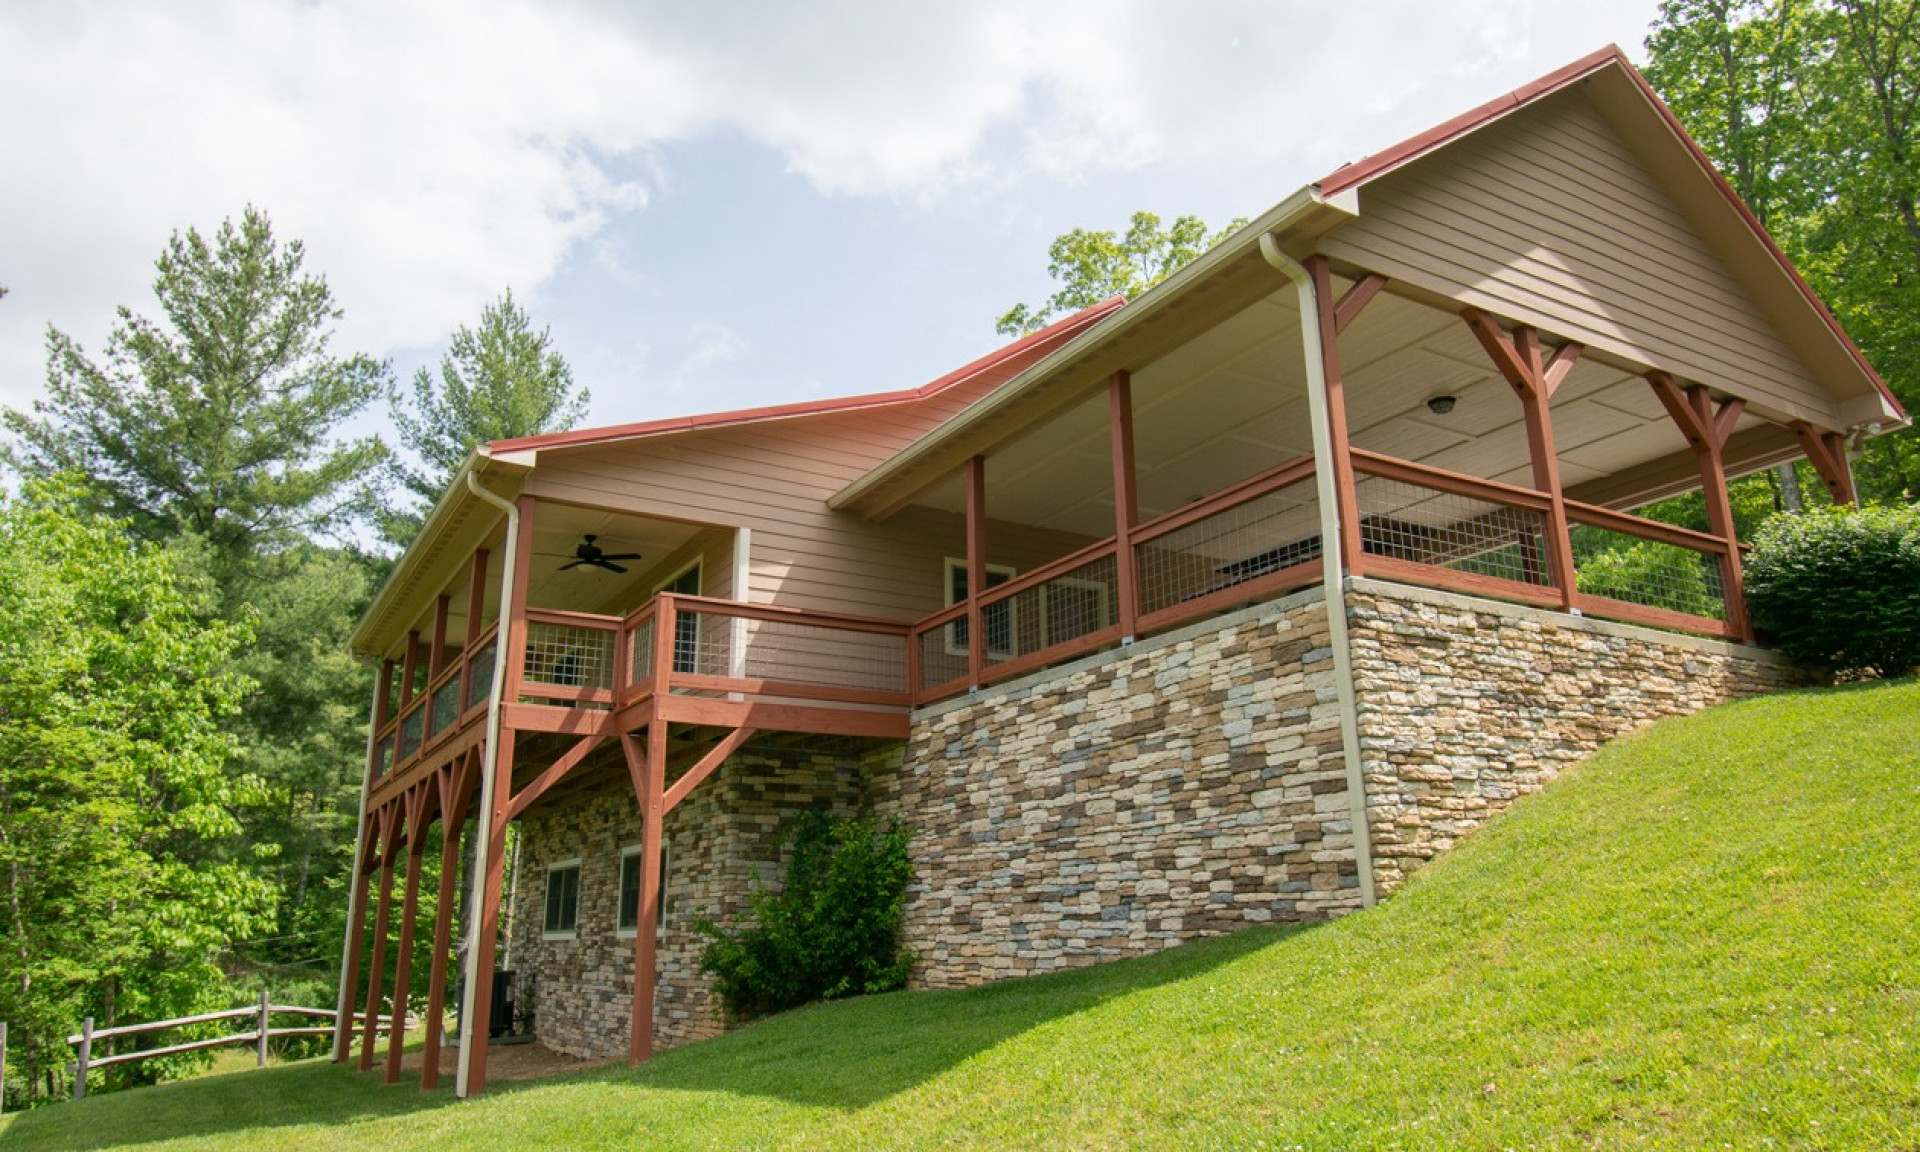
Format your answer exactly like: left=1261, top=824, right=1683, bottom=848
left=0, top=1, right=1666, bottom=454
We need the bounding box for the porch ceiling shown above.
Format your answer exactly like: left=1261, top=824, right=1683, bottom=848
left=897, top=277, right=1784, bottom=538
left=524, top=502, right=709, bottom=617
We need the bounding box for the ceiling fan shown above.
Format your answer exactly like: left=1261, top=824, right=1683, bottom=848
left=560, top=535, right=642, bottom=574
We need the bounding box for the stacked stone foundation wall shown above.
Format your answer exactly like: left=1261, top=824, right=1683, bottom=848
left=1346, top=580, right=1813, bottom=894
left=870, top=589, right=1363, bottom=989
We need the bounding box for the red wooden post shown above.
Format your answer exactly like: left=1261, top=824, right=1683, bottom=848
left=384, top=786, right=430, bottom=1083
left=1649, top=372, right=1751, bottom=641
left=359, top=813, right=396, bottom=1071
left=420, top=755, right=473, bottom=1091
left=629, top=721, right=670, bottom=1063
left=429, top=595, right=450, bottom=679
left=332, top=844, right=372, bottom=1063
left=965, top=455, right=987, bottom=687
left=1463, top=310, right=1582, bottom=611
left=1109, top=371, right=1141, bottom=639
left=463, top=731, right=515, bottom=1097
left=1305, top=257, right=1368, bottom=577
left=398, top=632, right=421, bottom=709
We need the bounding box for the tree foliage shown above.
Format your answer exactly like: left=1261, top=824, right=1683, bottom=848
left=0, top=481, right=272, bottom=1105
left=383, top=289, right=587, bottom=543
left=696, top=811, right=914, bottom=1021
left=1647, top=0, right=1920, bottom=500
left=996, top=212, right=1246, bottom=337
left=1745, top=502, right=1920, bottom=672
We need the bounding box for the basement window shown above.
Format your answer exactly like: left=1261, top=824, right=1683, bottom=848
left=617, top=844, right=669, bottom=938
left=543, top=858, right=581, bottom=940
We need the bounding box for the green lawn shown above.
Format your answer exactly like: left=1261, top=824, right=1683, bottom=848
left=7, top=679, right=1918, bottom=1149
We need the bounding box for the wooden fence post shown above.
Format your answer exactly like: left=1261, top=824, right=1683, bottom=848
left=73, top=1017, right=92, bottom=1100
left=257, top=989, right=270, bottom=1068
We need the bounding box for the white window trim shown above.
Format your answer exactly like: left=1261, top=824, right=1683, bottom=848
left=542, top=856, right=582, bottom=941
left=615, top=843, right=669, bottom=940
left=942, top=557, right=1017, bottom=659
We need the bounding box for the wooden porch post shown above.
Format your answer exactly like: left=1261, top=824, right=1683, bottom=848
left=1648, top=372, right=1752, bottom=641
left=430, top=595, right=451, bottom=678
left=420, top=753, right=475, bottom=1091
left=399, top=632, right=421, bottom=709
left=384, top=786, right=430, bottom=1083
left=331, top=850, right=372, bottom=1063
left=1463, top=310, right=1583, bottom=610
left=1304, top=257, right=1369, bottom=576
left=359, top=810, right=396, bottom=1071
left=965, top=455, right=987, bottom=687
left=1109, top=371, right=1141, bottom=639
left=1789, top=422, right=1859, bottom=506
left=464, top=549, right=492, bottom=649
left=626, top=721, right=669, bottom=1063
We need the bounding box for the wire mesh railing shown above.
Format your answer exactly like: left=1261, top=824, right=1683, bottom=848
left=1133, top=462, right=1321, bottom=624
left=429, top=674, right=462, bottom=739
left=1353, top=472, right=1553, bottom=588
left=464, top=637, right=496, bottom=711
left=978, top=548, right=1121, bottom=678
left=521, top=616, right=616, bottom=695
left=659, top=596, right=911, bottom=704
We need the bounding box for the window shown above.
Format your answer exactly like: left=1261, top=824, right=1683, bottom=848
left=542, top=859, right=581, bottom=939
left=944, top=558, right=1015, bottom=658
left=617, top=844, right=669, bottom=937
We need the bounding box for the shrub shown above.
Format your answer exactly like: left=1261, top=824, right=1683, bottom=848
left=696, top=810, right=914, bottom=1021
left=1744, top=504, right=1920, bottom=676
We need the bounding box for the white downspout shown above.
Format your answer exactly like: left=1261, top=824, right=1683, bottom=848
left=1259, top=233, right=1378, bottom=909
left=329, top=688, right=381, bottom=1060
left=457, top=469, right=522, bottom=1097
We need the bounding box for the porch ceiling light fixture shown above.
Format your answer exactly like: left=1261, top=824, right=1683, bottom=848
left=1426, top=394, right=1458, bottom=416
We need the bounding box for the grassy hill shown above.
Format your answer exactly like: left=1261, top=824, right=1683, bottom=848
left=5, top=679, right=1918, bottom=1149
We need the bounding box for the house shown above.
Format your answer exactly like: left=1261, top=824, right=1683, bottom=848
left=328, top=46, right=1906, bottom=1099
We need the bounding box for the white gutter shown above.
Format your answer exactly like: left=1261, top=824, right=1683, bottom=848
left=329, top=689, right=381, bottom=1061
left=455, top=471, right=522, bottom=1098
left=1259, top=232, right=1378, bottom=909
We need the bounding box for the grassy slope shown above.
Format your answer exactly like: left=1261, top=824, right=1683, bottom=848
left=5, top=679, right=1917, bottom=1149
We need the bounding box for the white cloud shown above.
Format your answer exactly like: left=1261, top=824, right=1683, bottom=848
left=0, top=0, right=1661, bottom=414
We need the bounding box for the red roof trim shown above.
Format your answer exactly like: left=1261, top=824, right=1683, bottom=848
left=486, top=296, right=1129, bottom=455
left=1317, top=44, right=1903, bottom=422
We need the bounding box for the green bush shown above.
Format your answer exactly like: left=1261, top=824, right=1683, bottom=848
left=696, top=810, right=914, bottom=1021
left=1745, top=504, right=1920, bottom=676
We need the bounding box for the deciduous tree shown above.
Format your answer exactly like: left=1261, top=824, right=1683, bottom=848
left=996, top=212, right=1245, bottom=337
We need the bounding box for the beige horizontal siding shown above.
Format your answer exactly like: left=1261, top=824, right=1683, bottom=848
left=1320, top=87, right=1838, bottom=425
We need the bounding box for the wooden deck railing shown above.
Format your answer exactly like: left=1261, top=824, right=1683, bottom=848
left=371, top=622, right=498, bottom=787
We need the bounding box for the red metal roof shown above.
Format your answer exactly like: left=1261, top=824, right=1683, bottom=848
left=1318, top=44, right=1904, bottom=422
left=487, top=296, right=1128, bottom=455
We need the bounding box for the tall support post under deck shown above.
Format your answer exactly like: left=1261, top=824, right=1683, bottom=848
left=420, top=754, right=474, bottom=1091
left=384, top=786, right=431, bottom=1083
left=457, top=493, right=536, bottom=1099
left=1462, top=310, right=1583, bottom=610
left=332, top=662, right=392, bottom=1062
left=1648, top=372, right=1751, bottom=641
left=1303, top=257, right=1368, bottom=576
left=627, top=721, right=670, bottom=1063
left=965, top=455, right=988, bottom=687
left=1109, top=372, right=1141, bottom=639
left=359, top=817, right=396, bottom=1071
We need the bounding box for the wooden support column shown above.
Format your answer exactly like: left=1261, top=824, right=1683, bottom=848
left=398, top=632, right=421, bottom=709
left=1304, top=258, right=1373, bottom=576
left=964, top=455, right=987, bottom=687
left=1463, top=309, right=1583, bottom=610
left=464, top=548, right=492, bottom=648
left=1789, top=421, right=1859, bottom=506
left=626, top=721, right=669, bottom=1063
left=374, top=660, right=395, bottom=734
left=384, top=785, right=431, bottom=1083
left=359, top=808, right=397, bottom=1071
left=430, top=595, right=451, bottom=678
left=420, top=753, right=474, bottom=1091
left=332, top=848, right=373, bottom=1063
left=1109, top=371, right=1141, bottom=639
left=1649, top=372, right=1751, bottom=641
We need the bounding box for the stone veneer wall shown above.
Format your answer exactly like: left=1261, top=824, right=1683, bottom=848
left=508, top=748, right=863, bottom=1060
left=1345, top=579, right=1813, bottom=894
left=868, top=587, right=1362, bottom=989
